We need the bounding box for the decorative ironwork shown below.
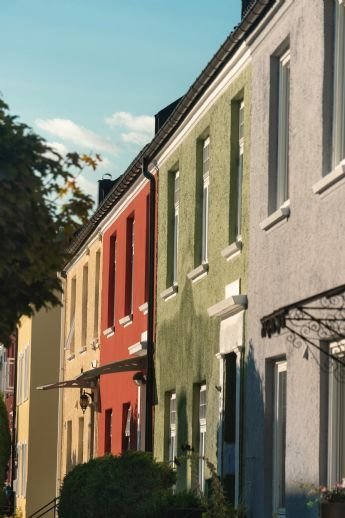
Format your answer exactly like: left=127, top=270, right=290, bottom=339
left=261, top=285, right=345, bottom=374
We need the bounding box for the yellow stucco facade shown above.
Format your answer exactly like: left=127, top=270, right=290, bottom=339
left=16, top=307, right=60, bottom=518
left=58, top=234, right=102, bottom=486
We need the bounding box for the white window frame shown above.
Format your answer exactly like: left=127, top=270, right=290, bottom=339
left=272, top=361, right=287, bottom=517
left=328, top=340, right=345, bottom=486
left=124, top=405, right=131, bottom=450
left=199, top=384, right=207, bottom=493
left=275, top=50, right=290, bottom=210
left=236, top=101, right=244, bottom=240
left=173, top=171, right=179, bottom=285
left=130, top=219, right=135, bottom=314
left=202, top=138, right=210, bottom=264
left=333, top=0, right=345, bottom=167
left=169, top=392, right=177, bottom=466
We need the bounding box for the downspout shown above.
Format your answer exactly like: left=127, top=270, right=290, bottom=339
left=142, top=156, right=156, bottom=453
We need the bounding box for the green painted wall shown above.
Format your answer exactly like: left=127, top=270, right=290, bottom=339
left=154, top=65, right=251, bottom=491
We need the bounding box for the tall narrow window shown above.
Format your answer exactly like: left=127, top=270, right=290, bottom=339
left=78, top=417, right=84, bottom=464
left=173, top=172, right=179, bottom=284
left=272, top=361, right=287, bottom=516
left=66, top=420, right=73, bottom=473
left=104, top=409, right=112, bottom=454
left=123, top=404, right=131, bottom=451
left=168, top=392, right=177, bottom=466
left=108, top=236, right=116, bottom=328
left=17, top=353, right=23, bottom=405
left=81, top=264, right=88, bottom=347
left=94, top=250, right=101, bottom=339
left=333, top=1, right=345, bottom=167
left=328, top=340, right=345, bottom=486
left=236, top=101, right=244, bottom=239
left=69, top=276, right=76, bottom=352
left=202, top=138, right=210, bottom=263
left=125, top=216, right=135, bottom=316
left=276, top=50, right=290, bottom=209
left=199, top=385, right=207, bottom=493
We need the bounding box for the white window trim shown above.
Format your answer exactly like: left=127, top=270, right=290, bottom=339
left=201, top=138, right=210, bottom=264
left=236, top=100, right=245, bottom=241
left=187, top=262, right=209, bottom=284
left=169, top=392, right=177, bottom=466
left=272, top=361, right=287, bottom=517
left=275, top=49, right=290, bottom=210
left=173, top=170, right=180, bottom=285
left=260, top=200, right=290, bottom=232
left=328, top=339, right=345, bottom=486
left=312, top=159, right=345, bottom=196
left=332, top=1, right=345, bottom=168
left=119, top=314, right=133, bottom=327
left=198, top=384, right=207, bottom=493
left=160, top=283, right=178, bottom=301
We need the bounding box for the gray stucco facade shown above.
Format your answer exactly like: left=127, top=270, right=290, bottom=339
left=245, top=0, right=345, bottom=517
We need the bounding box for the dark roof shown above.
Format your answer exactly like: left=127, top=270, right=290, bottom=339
left=65, top=0, right=276, bottom=262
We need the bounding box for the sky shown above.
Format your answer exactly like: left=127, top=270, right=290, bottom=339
left=0, top=0, right=241, bottom=201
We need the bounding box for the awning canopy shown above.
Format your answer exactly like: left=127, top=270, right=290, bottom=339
left=36, top=356, right=146, bottom=391
left=260, top=284, right=345, bottom=366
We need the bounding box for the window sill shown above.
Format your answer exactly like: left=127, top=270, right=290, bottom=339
left=260, top=202, right=290, bottom=231
left=119, top=314, right=133, bottom=327
left=160, top=283, right=178, bottom=302
left=66, top=353, right=75, bottom=361
left=103, top=326, right=115, bottom=338
left=221, top=238, right=242, bottom=262
left=187, top=262, right=209, bottom=284
left=312, top=160, right=345, bottom=197
left=208, top=294, right=248, bottom=319
left=78, top=347, right=87, bottom=355
left=139, top=302, right=148, bottom=315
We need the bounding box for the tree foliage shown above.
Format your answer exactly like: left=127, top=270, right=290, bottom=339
left=58, top=451, right=177, bottom=518
left=0, top=392, right=11, bottom=500
left=0, top=99, right=98, bottom=344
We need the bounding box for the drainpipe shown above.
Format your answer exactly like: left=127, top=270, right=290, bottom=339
left=142, top=156, right=156, bottom=453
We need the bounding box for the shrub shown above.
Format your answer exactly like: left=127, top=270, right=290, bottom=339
left=58, top=451, right=176, bottom=518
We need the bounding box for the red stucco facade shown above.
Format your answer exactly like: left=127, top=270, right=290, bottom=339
left=98, top=179, right=150, bottom=455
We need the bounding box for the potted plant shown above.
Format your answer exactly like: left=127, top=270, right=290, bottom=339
left=318, top=484, right=345, bottom=518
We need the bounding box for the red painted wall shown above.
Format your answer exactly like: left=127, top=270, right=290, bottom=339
left=98, top=180, right=150, bottom=456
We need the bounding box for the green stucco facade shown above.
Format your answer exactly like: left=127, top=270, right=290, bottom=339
left=154, top=65, right=251, bottom=492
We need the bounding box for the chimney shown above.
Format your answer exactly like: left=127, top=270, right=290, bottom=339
left=154, top=98, right=183, bottom=135
left=98, top=174, right=116, bottom=205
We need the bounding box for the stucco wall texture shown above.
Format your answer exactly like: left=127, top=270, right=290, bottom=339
left=60, top=238, right=101, bottom=483
left=154, top=66, right=251, bottom=490
left=245, top=0, right=345, bottom=516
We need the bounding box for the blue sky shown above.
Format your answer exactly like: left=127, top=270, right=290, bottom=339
left=1, top=0, right=241, bottom=199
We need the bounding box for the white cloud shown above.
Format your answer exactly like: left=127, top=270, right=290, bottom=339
left=105, top=111, right=154, bottom=146
left=47, top=141, right=69, bottom=156
left=76, top=173, right=98, bottom=201
left=35, top=118, right=119, bottom=155
left=121, top=131, right=151, bottom=146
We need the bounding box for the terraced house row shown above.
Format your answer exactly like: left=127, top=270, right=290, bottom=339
left=2, top=0, right=345, bottom=516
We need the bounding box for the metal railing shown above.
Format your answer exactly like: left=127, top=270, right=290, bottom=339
left=28, top=497, right=59, bottom=518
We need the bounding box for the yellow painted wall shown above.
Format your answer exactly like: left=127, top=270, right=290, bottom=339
left=59, top=237, right=101, bottom=485
left=16, top=306, right=60, bottom=518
